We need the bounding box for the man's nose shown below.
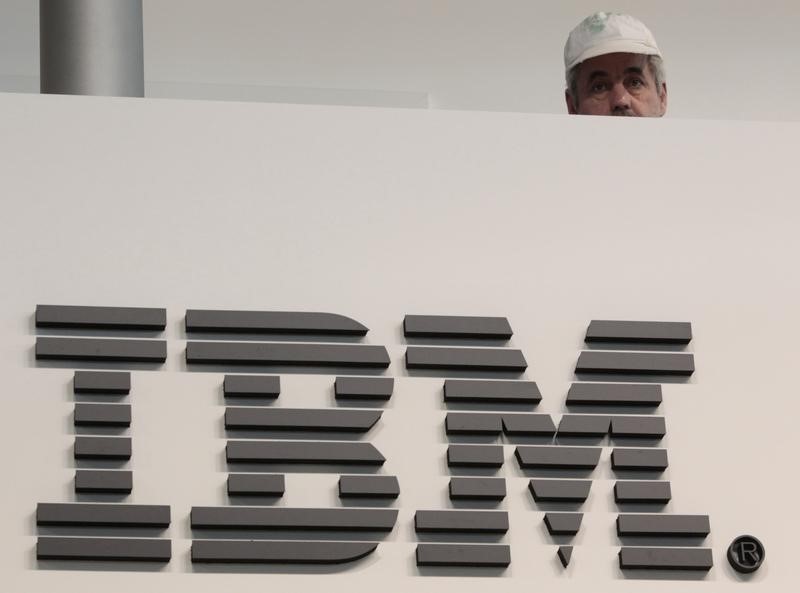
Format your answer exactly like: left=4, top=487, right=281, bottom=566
left=610, top=83, right=632, bottom=110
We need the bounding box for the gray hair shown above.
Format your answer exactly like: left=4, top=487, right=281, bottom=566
left=566, top=54, right=666, bottom=106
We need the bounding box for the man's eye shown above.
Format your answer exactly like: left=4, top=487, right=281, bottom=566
left=628, top=78, right=645, bottom=88
left=590, top=82, right=609, bottom=93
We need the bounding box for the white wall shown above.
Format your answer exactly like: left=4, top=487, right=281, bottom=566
left=1, top=1, right=799, bottom=119
left=2, top=90, right=795, bottom=591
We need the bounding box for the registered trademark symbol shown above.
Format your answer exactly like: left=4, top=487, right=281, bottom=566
left=727, top=535, right=765, bottom=574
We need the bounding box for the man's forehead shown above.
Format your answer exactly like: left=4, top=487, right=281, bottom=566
left=578, top=52, right=649, bottom=77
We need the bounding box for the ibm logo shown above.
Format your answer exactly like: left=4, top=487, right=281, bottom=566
left=33, top=305, right=712, bottom=574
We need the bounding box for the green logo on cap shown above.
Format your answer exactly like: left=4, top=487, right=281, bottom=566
left=587, top=12, right=609, bottom=33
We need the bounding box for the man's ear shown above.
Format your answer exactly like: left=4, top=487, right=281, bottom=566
left=565, top=90, right=578, bottom=114
left=658, top=82, right=668, bottom=116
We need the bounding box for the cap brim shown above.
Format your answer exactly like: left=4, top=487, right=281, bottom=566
left=566, top=39, right=660, bottom=71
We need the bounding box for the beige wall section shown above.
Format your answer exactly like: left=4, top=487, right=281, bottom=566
left=1, top=92, right=796, bottom=590
left=1, top=1, right=800, bottom=119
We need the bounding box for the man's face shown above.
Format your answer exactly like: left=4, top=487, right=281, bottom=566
left=566, top=52, right=667, bottom=117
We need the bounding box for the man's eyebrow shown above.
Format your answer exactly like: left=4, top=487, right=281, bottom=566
left=588, top=67, right=646, bottom=82
left=587, top=70, right=609, bottom=82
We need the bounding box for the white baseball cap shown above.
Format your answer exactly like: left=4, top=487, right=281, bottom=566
left=564, top=12, right=661, bottom=71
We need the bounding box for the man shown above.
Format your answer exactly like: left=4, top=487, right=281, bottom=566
left=564, top=12, right=667, bottom=117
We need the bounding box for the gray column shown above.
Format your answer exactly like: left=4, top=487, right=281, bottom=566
left=40, top=0, right=144, bottom=97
